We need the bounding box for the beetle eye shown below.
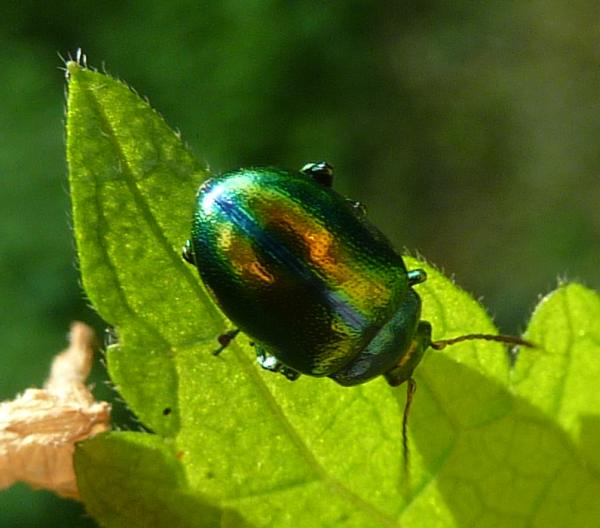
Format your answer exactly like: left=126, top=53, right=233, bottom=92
left=300, top=161, right=334, bottom=187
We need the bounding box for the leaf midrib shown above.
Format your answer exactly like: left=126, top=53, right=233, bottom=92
left=77, top=71, right=221, bottom=329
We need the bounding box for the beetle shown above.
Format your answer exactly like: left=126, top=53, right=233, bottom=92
left=182, top=162, right=532, bottom=463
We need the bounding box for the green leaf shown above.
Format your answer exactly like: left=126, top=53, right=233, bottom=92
left=67, top=62, right=600, bottom=527
left=66, top=62, right=220, bottom=434
left=75, top=432, right=250, bottom=528
left=405, top=280, right=600, bottom=527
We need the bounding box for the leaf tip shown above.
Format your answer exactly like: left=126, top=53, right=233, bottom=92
left=66, top=49, right=89, bottom=79
left=66, top=60, right=82, bottom=78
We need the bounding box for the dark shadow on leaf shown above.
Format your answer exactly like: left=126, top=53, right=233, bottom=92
left=579, top=414, right=600, bottom=475
left=391, top=354, right=600, bottom=527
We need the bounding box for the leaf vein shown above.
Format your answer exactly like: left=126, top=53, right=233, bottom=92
left=233, top=346, right=404, bottom=528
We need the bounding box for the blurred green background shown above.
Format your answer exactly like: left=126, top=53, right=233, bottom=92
left=1, top=1, right=599, bottom=526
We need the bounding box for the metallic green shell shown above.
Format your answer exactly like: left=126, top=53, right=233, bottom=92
left=190, top=168, right=413, bottom=378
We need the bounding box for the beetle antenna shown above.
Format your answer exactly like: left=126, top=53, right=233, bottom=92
left=399, top=334, right=534, bottom=482
left=430, top=333, right=535, bottom=350
left=402, top=378, right=417, bottom=480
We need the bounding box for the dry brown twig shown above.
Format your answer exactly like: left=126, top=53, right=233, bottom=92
left=0, top=322, right=111, bottom=499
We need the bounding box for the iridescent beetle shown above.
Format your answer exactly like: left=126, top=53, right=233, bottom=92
left=183, top=162, right=532, bottom=462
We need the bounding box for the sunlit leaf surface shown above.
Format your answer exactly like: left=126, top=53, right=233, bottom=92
left=67, top=63, right=600, bottom=528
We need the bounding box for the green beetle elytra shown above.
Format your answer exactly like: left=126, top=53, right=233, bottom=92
left=183, top=162, right=533, bottom=464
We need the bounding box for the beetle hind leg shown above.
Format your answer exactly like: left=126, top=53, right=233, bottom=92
left=256, top=346, right=301, bottom=381
left=213, top=329, right=240, bottom=356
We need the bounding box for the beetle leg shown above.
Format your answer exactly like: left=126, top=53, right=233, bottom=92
left=181, top=239, right=195, bottom=265
left=213, top=329, right=240, bottom=356
left=256, top=346, right=301, bottom=381
left=347, top=199, right=367, bottom=218
left=407, top=268, right=427, bottom=286
left=281, top=366, right=301, bottom=381
left=300, top=161, right=334, bottom=187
